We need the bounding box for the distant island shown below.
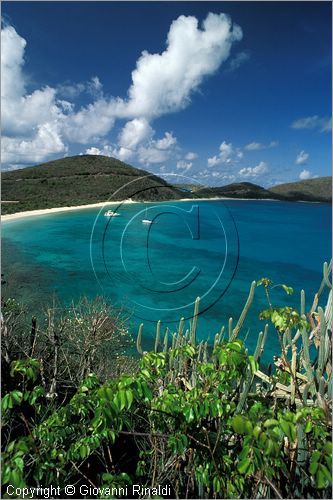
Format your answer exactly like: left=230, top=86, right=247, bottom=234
left=1, top=155, right=331, bottom=215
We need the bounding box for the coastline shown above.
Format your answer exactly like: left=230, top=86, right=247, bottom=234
left=1, top=199, right=137, bottom=222
left=1, top=196, right=316, bottom=223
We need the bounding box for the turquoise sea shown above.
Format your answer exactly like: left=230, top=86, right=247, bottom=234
left=2, top=200, right=331, bottom=361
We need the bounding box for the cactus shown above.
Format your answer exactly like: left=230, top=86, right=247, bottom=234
left=175, top=317, right=185, bottom=348
left=198, top=341, right=204, bottom=361
left=203, top=341, right=208, bottom=362
left=316, top=306, right=327, bottom=382
left=301, top=326, right=313, bottom=383
left=236, top=329, right=266, bottom=413
left=136, top=323, right=143, bottom=354
left=219, top=325, right=225, bottom=344
left=228, top=317, right=233, bottom=340
left=290, top=345, right=297, bottom=405
left=301, top=289, right=305, bottom=316
left=172, top=333, right=177, bottom=350
left=190, top=297, right=200, bottom=346
left=317, top=259, right=332, bottom=297
left=178, top=317, right=184, bottom=337
left=323, top=261, right=332, bottom=289
left=302, top=382, right=311, bottom=404
left=260, top=324, right=269, bottom=359
left=154, top=320, right=161, bottom=353
left=231, top=281, right=256, bottom=340
left=296, top=425, right=307, bottom=465
left=163, top=328, right=169, bottom=353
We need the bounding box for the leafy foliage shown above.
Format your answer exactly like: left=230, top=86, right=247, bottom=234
left=2, top=340, right=331, bottom=498
left=1, top=267, right=332, bottom=498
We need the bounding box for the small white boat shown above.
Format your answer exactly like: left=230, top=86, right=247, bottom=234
left=142, top=207, right=153, bottom=224
left=104, top=210, right=120, bottom=217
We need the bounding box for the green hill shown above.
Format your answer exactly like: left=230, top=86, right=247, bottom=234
left=269, top=177, right=332, bottom=203
left=194, top=182, right=285, bottom=200
left=1, top=155, right=183, bottom=214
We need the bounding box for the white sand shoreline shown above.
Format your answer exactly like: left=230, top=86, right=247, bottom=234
left=1, top=196, right=309, bottom=223
left=1, top=199, right=137, bottom=222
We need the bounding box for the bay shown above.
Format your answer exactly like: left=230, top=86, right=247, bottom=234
left=2, top=200, right=331, bottom=361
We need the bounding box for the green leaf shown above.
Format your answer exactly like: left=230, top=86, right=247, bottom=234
left=125, top=389, right=133, bottom=409
left=10, top=469, right=22, bottom=487
left=13, top=457, right=24, bottom=470
left=253, top=426, right=261, bottom=439
left=238, top=457, right=251, bottom=475
left=213, top=476, right=221, bottom=492
left=324, top=441, right=332, bottom=455
left=264, top=439, right=275, bottom=456
left=316, top=467, right=326, bottom=489
left=80, top=445, right=89, bottom=460
left=248, top=356, right=258, bottom=374
left=309, top=461, right=319, bottom=475
left=264, top=419, right=279, bottom=428
left=279, top=420, right=293, bottom=440
left=320, top=464, right=332, bottom=484
left=311, top=450, right=321, bottom=463
left=304, top=420, right=313, bottom=433
left=244, top=420, right=253, bottom=435
left=281, top=285, right=294, bottom=295
left=232, top=415, right=246, bottom=434
left=184, top=407, right=195, bottom=423
left=11, top=390, right=23, bottom=403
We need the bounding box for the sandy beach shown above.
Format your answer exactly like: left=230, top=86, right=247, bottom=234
left=1, top=196, right=280, bottom=223
left=1, top=199, right=137, bottom=222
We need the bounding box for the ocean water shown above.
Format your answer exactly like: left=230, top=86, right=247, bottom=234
left=2, top=200, right=331, bottom=361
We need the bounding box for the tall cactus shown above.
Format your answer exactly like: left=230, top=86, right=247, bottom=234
left=228, top=318, right=233, bottom=340
left=154, top=320, right=161, bottom=353
left=231, top=281, right=256, bottom=340
left=236, top=327, right=267, bottom=413
left=163, top=328, right=169, bottom=353
left=190, top=297, right=200, bottom=346
left=136, top=323, right=144, bottom=355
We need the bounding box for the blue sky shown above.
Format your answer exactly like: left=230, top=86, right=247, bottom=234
left=1, top=1, right=332, bottom=186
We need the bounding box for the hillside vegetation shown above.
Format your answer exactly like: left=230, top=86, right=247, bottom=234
left=1, top=155, right=183, bottom=214
left=195, top=182, right=285, bottom=200
left=269, top=177, right=332, bottom=203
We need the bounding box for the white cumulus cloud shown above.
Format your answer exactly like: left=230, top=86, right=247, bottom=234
left=176, top=160, right=192, bottom=172
left=299, top=169, right=312, bottom=180
left=119, top=13, right=242, bottom=119
left=291, top=115, right=332, bottom=133
left=155, top=132, right=177, bottom=150
left=185, top=151, right=198, bottom=160
left=227, top=50, right=250, bottom=72
left=118, top=118, right=153, bottom=150
left=2, top=123, right=67, bottom=164
left=244, top=141, right=278, bottom=151
left=239, top=161, right=268, bottom=178
left=295, top=150, right=309, bottom=165
left=137, top=131, right=177, bottom=165
left=207, top=141, right=242, bottom=167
